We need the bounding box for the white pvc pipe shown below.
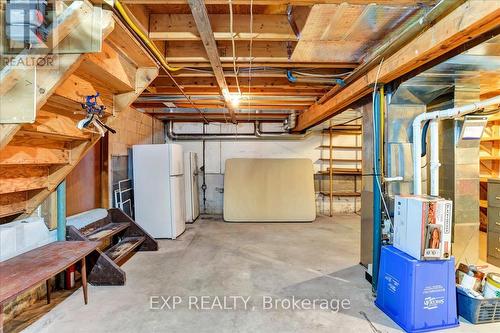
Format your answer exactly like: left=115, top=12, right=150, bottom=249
left=429, top=120, right=439, bottom=196
left=412, top=95, right=500, bottom=195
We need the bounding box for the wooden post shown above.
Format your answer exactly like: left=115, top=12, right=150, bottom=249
left=0, top=303, right=4, bottom=333
left=329, top=126, right=333, bottom=217
left=46, top=280, right=51, bottom=304
left=81, top=258, right=88, bottom=305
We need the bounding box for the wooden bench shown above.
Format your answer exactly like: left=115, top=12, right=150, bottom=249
left=0, top=241, right=98, bottom=328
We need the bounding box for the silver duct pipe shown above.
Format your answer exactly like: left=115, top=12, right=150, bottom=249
left=166, top=121, right=314, bottom=141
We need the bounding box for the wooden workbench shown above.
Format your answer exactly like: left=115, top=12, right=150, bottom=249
left=0, top=241, right=98, bottom=330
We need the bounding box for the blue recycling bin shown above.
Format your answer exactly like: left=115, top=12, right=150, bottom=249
left=375, top=246, right=459, bottom=332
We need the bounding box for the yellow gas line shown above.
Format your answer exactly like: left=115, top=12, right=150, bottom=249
left=114, top=0, right=182, bottom=72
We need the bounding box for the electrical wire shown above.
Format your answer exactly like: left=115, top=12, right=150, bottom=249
left=164, top=69, right=210, bottom=123
left=228, top=0, right=241, bottom=96
left=292, top=71, right=353, bottom=78
left=180, top=67, right=353, bottom=79
left=114, top=0, right=181, bottom=72
left=114, top=1, right=208, bottom=123
left=247, top=0, right=254, bottom=121
left=371, top=58, right=393, bottom=228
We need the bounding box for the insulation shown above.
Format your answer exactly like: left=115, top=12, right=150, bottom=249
left=223, top=158, right=315, bottom=222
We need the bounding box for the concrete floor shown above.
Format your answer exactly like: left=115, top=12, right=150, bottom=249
left=24, top=215, right=500, bottom=333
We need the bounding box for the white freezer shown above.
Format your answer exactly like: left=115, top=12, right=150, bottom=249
left=170, top=144, right=184, bottom=176
left=184, top=152, right=200, bottom=223
left=132, top=144, right=186, bottom=239
left=170, top=175, right=186, bottom=235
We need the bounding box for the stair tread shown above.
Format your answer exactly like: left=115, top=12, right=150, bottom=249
left=83, top=222, right=130, bottom=241
left=105, top=236, right=146, bottom=263
left=17, top=129, right=90, bottom=142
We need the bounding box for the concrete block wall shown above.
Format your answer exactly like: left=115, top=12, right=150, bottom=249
left=168, top=122, right=361, bottom=216
left=109, top=107, right=164, bottom=156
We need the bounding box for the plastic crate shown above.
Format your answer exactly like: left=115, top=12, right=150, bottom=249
left=457, top=288, right=500, bottom=324
left=375, top=246, right=459, bottom=332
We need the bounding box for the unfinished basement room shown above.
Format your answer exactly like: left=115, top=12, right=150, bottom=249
left=1, top=0, right=500, bottom=332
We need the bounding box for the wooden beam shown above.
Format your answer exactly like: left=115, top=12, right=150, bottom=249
left=152, top=76, right=333, bottom=89
left=165, top=68, right=349, bottom=78
left=150, top=14, right=296, bottom=41
left=152, top=112, right=290, bottom=122
left=135, top=103, right=307, bottom=110
left=159, top=61, right=357, bottom=69
left=164, top=40, right=293, bottom=63
left=136, top=99, right=313, bottom=107
left=295, top=0, right=500, bottom=131
left=151, top=87, right=328, bottom=96
left=188, top=0, right=236, bottom=122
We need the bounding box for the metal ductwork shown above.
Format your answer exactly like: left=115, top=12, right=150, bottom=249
left=166, top=121, right=314, bottom=141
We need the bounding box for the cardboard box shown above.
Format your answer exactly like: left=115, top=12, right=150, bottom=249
left=394, top=195, right=452, bottom=260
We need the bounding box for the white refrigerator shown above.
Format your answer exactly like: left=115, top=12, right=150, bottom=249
left=132, top=144, right=186, bottom=239
left=184, top=152, right=200, bottom=223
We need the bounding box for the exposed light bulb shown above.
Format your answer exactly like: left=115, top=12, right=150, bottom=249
left=229, top=94, right=241, bottom=107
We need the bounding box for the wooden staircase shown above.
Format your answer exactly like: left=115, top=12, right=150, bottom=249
left=0, top=1, right=159, bottom=220
left=67, top=209, right=158, bottom=285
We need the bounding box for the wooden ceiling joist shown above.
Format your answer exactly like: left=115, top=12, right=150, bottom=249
left=295, top=0, right=500, bottom=131
left=120, top=1, right=434, bottom=5
left=151, top=112, right=290, bottom=122
left=164, top=40, right=294, bottom=63
left=135, top=103, right=307, bottom=110
left=150, top=13, right=296, bottom=41
left=152, top=76, right=333, bottom=88
left=164, top=68, right=349, bottom=78
left=160, top=62, right=357, bottom=69
left=150, top=87, right=328, bottom=96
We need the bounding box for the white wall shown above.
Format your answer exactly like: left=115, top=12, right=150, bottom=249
left=168, top=122, right=361, bottom=215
